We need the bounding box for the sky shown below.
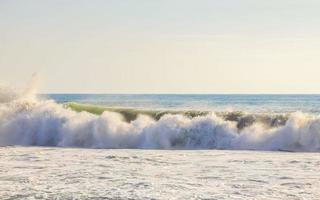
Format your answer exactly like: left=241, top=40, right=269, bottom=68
left=1, top=0, right=320, bottom=94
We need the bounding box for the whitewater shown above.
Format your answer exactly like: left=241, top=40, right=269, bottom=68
left=1, top=147, right=319, bottom=199
left=1, top=84, right=320, bottom=199
left=1, top=85, right=320, bottom=151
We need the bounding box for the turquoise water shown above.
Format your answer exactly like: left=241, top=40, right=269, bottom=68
left=47, top=94, right=320, bottom=113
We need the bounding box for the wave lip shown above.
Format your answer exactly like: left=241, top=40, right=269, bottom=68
left=0, top=88, right=320, bottom=151
left=65, top=102, right=289, bottom=129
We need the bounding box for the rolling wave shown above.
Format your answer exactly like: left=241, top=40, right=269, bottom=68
left=0, top=86, right=320, bottom=151
left=66, top=102, right=289, bottom=129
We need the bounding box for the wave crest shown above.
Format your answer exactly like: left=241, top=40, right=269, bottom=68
left=0, top=87, right=320, bottom=151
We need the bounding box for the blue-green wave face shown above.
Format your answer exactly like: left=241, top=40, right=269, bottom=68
left=65, top=102, right=211, bottom=121
left=65, top=102, right=288, bottom=129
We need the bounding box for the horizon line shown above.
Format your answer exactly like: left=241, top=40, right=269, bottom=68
left=39, top=93, right=320, bottom=95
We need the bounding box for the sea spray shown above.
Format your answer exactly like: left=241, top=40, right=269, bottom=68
left=0, top=86, right=320, bottom=151
left=66, top=102, right=288, bottom=129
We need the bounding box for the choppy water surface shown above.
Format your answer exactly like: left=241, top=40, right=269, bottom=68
left=0, top=147, right=319, bottom=200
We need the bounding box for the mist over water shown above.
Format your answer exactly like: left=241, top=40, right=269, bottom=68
left=1, top=84, right=320, bottom=151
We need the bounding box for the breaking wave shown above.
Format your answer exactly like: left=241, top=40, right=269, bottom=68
left=65, top=102, right=289, bottom=129
left=1, top=85, right=320, bottom=152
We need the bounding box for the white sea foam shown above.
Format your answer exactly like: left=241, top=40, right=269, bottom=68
left=0, top=84, right=320, bottom=151
left=1, top=147, right=319, bottom=199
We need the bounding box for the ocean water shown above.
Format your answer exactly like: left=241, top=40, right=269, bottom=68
left=1, top=90, right=320, bottom=150
left=48, top=94, right=320, bottom=114
left=1, top=88, right=320, bottom=199
left=0, top=147, right=319, bottom=200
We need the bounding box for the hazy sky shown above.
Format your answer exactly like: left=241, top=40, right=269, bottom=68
left=1, top=0, right=320, bottom=93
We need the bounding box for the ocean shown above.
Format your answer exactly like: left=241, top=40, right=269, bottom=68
left=48, top=94, right=320, bottom=114
left=1, top=91, right=320, bottom=199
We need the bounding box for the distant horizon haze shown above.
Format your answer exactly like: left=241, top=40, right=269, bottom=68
left=1, top=0, right=320, bottom=93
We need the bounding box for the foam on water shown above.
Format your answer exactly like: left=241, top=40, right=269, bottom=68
left=1, top=147, right=319, bottom=199
left=1, top=84, right=320, bottom=151
left=65, top=102, right=289, bottom=129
